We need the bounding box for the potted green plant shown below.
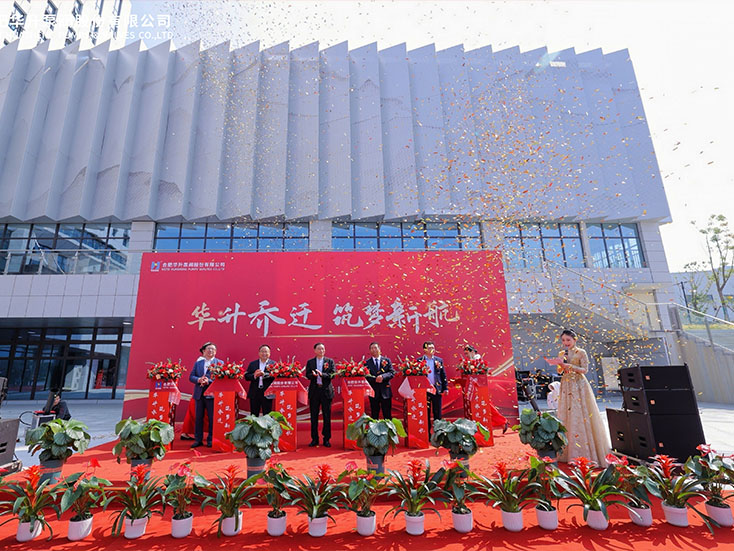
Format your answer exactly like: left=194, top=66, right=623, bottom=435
left=472, top=461, right=537, bottom=532
left=642, top=454, right=711, bottom=530
left=262, top=462, right=293, bottom=536
left=384, top=459, right=446, bottom=535
left=225, top=411, right=293, bottom=477
left=0, top=465, right=60, bottom=542
left=554, top=456, right=634, bottom=530
left=686, top=445, right=734, bottom=528
left=346, top=414, right=406, bottom=474
left=25, top=418, right=91, bottom=484
left=59, top=460, right=112, bottom=540
left=430, top=418, right=490, bottom=470
left=342, top=460, right=389, bottom=536
left=512, top=408, right=567, bottom=460
left=200, top=464, right=260, bottom=537
left=605, top=454, right=653, bottom=527
left=163, top=461, right=210, bottom=538
left=527, top=455, right=561, bottom=530
left=109, top=464, right=165, bottom=539
left=443, top=462, right=476, bottom=533
left=287, top=464, right=347, bottom=537
left=112, top=418, right=175, bottom=471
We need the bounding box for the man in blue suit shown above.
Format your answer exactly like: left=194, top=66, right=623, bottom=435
left=366, top=341, right=395, bottom=419
left=245, top=344, right=276, bottom=415
left=418, top=341, right=448, bottom=432
left=189, top=342, right=223, bottom=448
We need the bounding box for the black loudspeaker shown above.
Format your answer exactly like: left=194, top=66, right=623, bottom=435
left=622, top=388, right=698, bottom=416
left=0, top=418, right=20, bottom=466
left=618, top=365, right=693, bottom=391
left=627, top=411, right=705, bottom=461
left=606, top=408, right=635, bottom=456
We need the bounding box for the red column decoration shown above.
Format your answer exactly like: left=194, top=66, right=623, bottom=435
left=341, top=377, right=373, bottom=450
left=465, top=375, right=494, bottom=447
left=269, top=379, right=308, bottom=452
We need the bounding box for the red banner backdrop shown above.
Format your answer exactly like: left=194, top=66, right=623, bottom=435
left=123, top=251, right=517, bottom=437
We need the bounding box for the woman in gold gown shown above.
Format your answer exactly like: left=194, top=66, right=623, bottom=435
left=555, top=329, right=611, bottom=466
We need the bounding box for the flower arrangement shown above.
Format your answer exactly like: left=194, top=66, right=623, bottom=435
left=395, top=358, right=429, bottom=377
left=287, top=464, right=347, bottom=521
left=162, top=462, right=209, bottom=520
left=471, top=461, right=536, bottom=513
left=200, top=464, right=261, bottom=536
left=208, top=361, right=245, bottom=380
left=268, top=359, right=303, bottom=378
left=342, top=461, right=389, bottom=518
left=443, top=462, right=475, bottom=515
left=685, top=444, right=734, bottom=508
left=146, top=359, right=186, bottom=381
left=384, top=459, right=447, bottom=518
left=641, top=454, right=706, bottom=511
left=109, top=465, right=165, bottom=536
left=0, top=465, right=60, bottom=539
left=605, top=454, right=651, bottom=510
left=526, top=455, right=560, bottom=512
left=457, top=357, right=491, bottom=375
left=262, top=462, right=293, bottom=519
left=59, top=459, right=112, bottom=521
left=336, top=359, right=370, bottom=377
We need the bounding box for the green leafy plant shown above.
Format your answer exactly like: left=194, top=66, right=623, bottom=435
left=472, top=461, right=537, bottom=513
left=225, top=411, right=293, bottom=460
left=262, top=462, right=293, bottom=518
left=605, top=454, right=651, bottom=509
left=384, top=459, right=446, bottom=518
left=554, top=457, right=633, bottom=521
left=346, top=415, right=406, bottom=457
left=108, top=465, right=165, bottom=536
left=443, top=462, right=475, bottom=514
left=287, top=464, right=347, bottom=521
left=200, top=464, right=260, bottom=536
left=25, top=418, right=91, bottom=462
left=59, top=460, right=112, bottom=521
left=342, top=461, right=389, bottom=517
left=0, top=465, right=60, bottom=539
left=512, top=408, right=567, bottom=454
left=112, top=418, right=175, bottom=463
left=685, top=445, right=734, bottom=508
left=527, top=455, right=561, bottom=512
left=430, top=418, right=490, bottom=458
left=162, top=461, right=210, bottom=520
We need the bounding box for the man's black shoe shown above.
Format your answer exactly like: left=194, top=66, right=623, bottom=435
left=308, top=440, right=318, bottom=447
left=191, top=441, right=203, bottom=448
left=323, top=441, right=331, bottom=448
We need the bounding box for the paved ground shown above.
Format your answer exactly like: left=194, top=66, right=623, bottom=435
left=2, top=396, right=732, bottom=471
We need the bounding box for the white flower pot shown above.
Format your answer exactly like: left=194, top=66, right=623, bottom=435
left=16, top=521, right=43, bottom=542
left=221, top=511, right=243, bottom=536
left=308, top=515, right=328, bottom=537
left=628, top=505, right=653, bottom=527
left=586, top=509, right=608, bottom=530
left=68, top=516, right=94, bottom=541
left=171, top=515, right=193, bottom=538
left=356, top=513, right=376, bottom=536
left=267, top=513, right=287, bottom=536
left=705, top=502, right=733, bottom=527
left=535, top=507, right=558, bottom=530
left=501, top=510, right=523, bottom=532
left=662, top=503, right=689, bottom=527
left=405, top=512, right=425, bottom=535
left=124, top=517, right=149, bottom=539
left=452, top=510, right=473, bottom=533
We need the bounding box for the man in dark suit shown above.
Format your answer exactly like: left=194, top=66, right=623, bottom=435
left=305, top=342, right=336, bottom=447
left=245, top=344, right=275, bottom=415
left=418, top=341, right=448, bottom=432
left=365, top=341, right=394, bottom=419
left=189, top=342, right=223, bottom=448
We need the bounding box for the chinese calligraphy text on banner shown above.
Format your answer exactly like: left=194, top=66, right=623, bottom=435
left=123, top=251, right=516, bottom=435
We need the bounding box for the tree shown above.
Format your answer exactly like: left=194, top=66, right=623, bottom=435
left=681, top=261, right=713, bottom=314
left=692, top=215, right=734, bottom=320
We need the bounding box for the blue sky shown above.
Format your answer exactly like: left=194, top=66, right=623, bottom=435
left=128, top=0, right=733, bottom=272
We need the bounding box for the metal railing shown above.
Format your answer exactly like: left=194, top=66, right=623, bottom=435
left=655, top=302, right=734, bottom=353
left=0, top=248, right=144, bottom=276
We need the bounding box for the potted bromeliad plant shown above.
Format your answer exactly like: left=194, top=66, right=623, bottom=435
left=430, top=418, right=490, bottom=470
left=0, top=465, right=60, bottom=542
left=513, top=408, right=567, bottom=460
left=112, top=418, right=175, bottom=471
left=472, top=461, right=537, bottom=532
left=342, top=460, right=390, bottom=536
left=262, top=462, right=294, bottom=536
left=443, top=462, right=476, bottom=533
left=641, top=454, right=711, bottom=530
left=526, top=454, right=561, bottom=530
left=686, top=444, right=734, bottom=528
left=162, top=461, right=210, bottom=538
left=25, top=418, right=91, bottom=483
left=346, top=414, right=406, bottom=474
left=226, top=411, right=293, bottom=477
left=109, top=464, right=165, bottom=539
left=384, top=459, right=447, bottom=536
left=287, top=464, right=347, bottom=537
left=605, top=454, right=653, bottom=527
left=59, top=459, right=113, bottom=540
left=200, top=464, right=260, bottom=537
left=554, top=456, right=634, bottom=531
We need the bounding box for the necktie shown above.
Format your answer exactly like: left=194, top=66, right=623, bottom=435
left=259, top=363, right=264, bottom=388
left=317, top=360, right=323, bottom=385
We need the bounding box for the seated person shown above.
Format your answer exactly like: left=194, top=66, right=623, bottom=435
left=43, top=392, right=71, bottom=420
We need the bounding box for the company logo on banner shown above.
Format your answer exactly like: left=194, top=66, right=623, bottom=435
left=123, top=251, right=516, bottom=425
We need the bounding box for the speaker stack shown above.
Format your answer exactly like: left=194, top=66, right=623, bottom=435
left=606, top=364, right=706, bottom=461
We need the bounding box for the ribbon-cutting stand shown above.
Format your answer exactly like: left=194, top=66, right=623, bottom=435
left=270, top=378, right=308, bottom=452
left=464, top=374, right=495, bottom=447
left=146, top=380, right=181, bottom=425
left=341, top=377, right=374, bottom=450
left=204, top=378, right=247, bottom=452
left=398, top=375, right=435, bottom=449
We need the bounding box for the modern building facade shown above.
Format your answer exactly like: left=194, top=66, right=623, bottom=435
left=3, top=37, right=724, bottom=403
left=1, top=0, right=129, bottom=50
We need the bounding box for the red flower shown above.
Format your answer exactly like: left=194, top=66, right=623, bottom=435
left=407, top=459, right=425, bottom=487
left=569, top=457, right=597, bottom=478
left=605, top=453, right=628, bottom=466
left=88, top=457, right=102, bottom=470
left=130, top=464, right=149, bottom=483
left=314, top=464, right=334, bottom=485
left=344, top=461, right=358, bottom=472
left=493, top=461, right=509, bottom=481
left=25, top=465, right=42, bottom=487
left=697, top=444, right=714, bottom=455
left=651, top=455, right=676, bottom=478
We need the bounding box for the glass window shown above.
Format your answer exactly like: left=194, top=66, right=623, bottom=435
left=588, top=223, right=644, bottom=269
left=462, top=237, right=482, bottom=250
left=284, top=238, right=308, bottom=251
left=179, top=238, right=205, bottom=251
left=258, top=239, right=282, bottom=251
left=355, top=237, right=378, bottom=250
left=624, top=238, right=643, bottom=268
left=205, top=224, right=231, bottom=238
left=154, top=239, right=178, bottom=251
left=258, top=224, right=283, bottom=238
left=425, top=222, right=457, bottom=237
left=620, top=223, right=638, bottom=238
left=519, top=223, right=540, bottom=238
left=232, top=224, right=258, bottom=238
left=284, top=224, right=308, bottom=238
left=563, top=239, right=585, bottom=268
left=589, top=238, right=609, bottom=268
left=379, top=223, right=401, bottom=237
left=205, top=238, right=230, bottom=251
left=31, top=224, right=57, bottom=248
left=561, top=224, right=580, bottom=237
left=354, top=223, right=378, bottom=237
left=542, top=238, right=564, bottom=263
left=427, top=237, right=460, bottom=250
left=180, top=224, right=205, bottom=238
left=232, top=239, right=256, bottom=251
left=586, top=223, right=603, bottom=238
left=332, top=223, right=351, bottom=238
left=603, top=223, right=622, bottom=237
left=331, top=238, right=353, bottom=251
left=540, top=223, right=561, bottom=238
left=459, top=223, right=481, bottom=237
left=156, top=224, right=180, bottom=239
left=379, top=237, right=402, bottom=250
